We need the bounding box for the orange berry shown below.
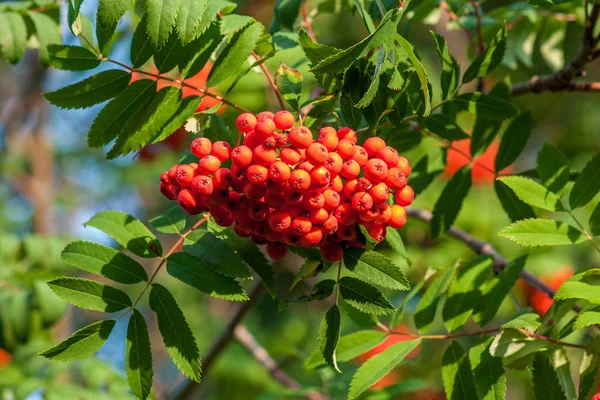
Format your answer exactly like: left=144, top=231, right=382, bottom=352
left=175, top=164, right=196, bottom=186
left=231, top=145, right=253, bottom=167
left=318, top=127, right=339, bottom=151
left=310, top=207, right=329, bottom=225
left=212, top=141, right=232, bottom=161
left=275, top=133, right=288, bottom=147
left=376, top=203, right=392, bottom=224
left=253, top=144, right=278, bottom=166
left=268, top=210, right=292, bottom=232
left=395, top=185, right=414, bottom=206
left=369, top=182, right=390, bottom=204
left=385, top=168, right=407, bottom=190
left=273, top=110, right=295, bottom=130
left=358, top=205, right=380, bottom=222
left=397, top=156, right=411, bottom=177
left=256, top=111, right=275, bottom=122
left=323, top=189, right=341, bottom=210
left=191, top=137, right=212, bottom=158
left=298, top=161, right=314, bottom=172
left=197, top=155, right=221, bottom=175
left=321, top=214, right=339, bottom=235
left=288, top=126, right=313, bottom=149
left=330, top=175, right=343, bottom=193
left=337, top=127, right=357, bottom=143
left=236, top=113, right=257, bottom=133
left=306, top=142, right=329, bottom=165
left=178, top=189, right=200, bottom=213
left=243, top=130, right=261, bottom=149
left=364, top=158, right=388, bottom=182
left=340, top=159, right=360, bottom=179
left=337, top=139, right=357, bottom=159
left=268, top=161, right=291, bottom=183
left=367, top=223, right=386, bottom=242
left=255, top=118, right=276, bottom=139
left=388, top=205, right=407, bottom=228
left=213, top=168, right=232, bottom=189
left=324, top=152, right=343, bottom=176
left=377, top=146, right=400, bottom=168
left=289, top=169, right=311, bottom=192
left=291, top=216, right=312, bottom=235
left=301, top=226, right=323, bottom=247
left=191, top=175, right=214, bottom=196
left=363, top=137, right=386, bottom=157
left=334, top=203, right=357, bottom=225
left=246, top=164, right=269, bottom=184
left=280, top=147, right=302, bottom=165
left=304, top=190, right=325, bottom=210
left=356, top=177, right=372, bottom=193
left=310, top=166, right=331, bottom=189
left=352, top=192, right=374, bottom=212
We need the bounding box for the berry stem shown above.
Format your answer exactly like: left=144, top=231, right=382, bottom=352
left=115, top=215, right=209, bottom=320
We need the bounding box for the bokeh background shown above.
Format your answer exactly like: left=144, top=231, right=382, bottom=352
left=1, top=0, right=599, bottom=398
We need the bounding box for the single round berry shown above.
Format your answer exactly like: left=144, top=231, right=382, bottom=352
left=255, top=119, right=276, bottom=139
left=353, top=145, right=369, bottom=167
left=191, top=175, right=214, bottom=196
left=304, top=190, right=325, bottom=210
left=323, top=189, right=341, bottom=210
left=256, top=111, right=275, bottom=122
left=377, top=146, right=400, bottom=168
left=178, top=189, right=199, bottom=213
left=352, top=192, right=374, bottom=212
left=246, top=164, right=269, bottom=184
left=337, top=127, right=357, bottom=143
left=330, top=175, right=343, bottom=193
left=369, top=182, right=390, bottom=204
left=275, top=133, right=288, bottom=147
left=268, top=161, right=291, bottom=183
left=367, top=223, right=386, bottom=242
left=340, top=159, right=360, bottom=179
left=236, top=113, right=257, bottom=133
left=321, top=241, right=343, bottom=261
left=343, top=179, right=359, bottom=199
left=273, top=110, right=295, bottom=130
left=356, top=177, right=372, bottom=193
left=334, top=203, right=357, bottom=226
left=197, top=155, right=221, bottom=175
left=397, top=156, right=412, bottom=177
left=167, top=165, right=179, bottom=184
left=176, top=164, right=196, bottom=186
left=213, top=168, right=233, bottom=189
left=306, top=142, right=329, bottom=165
left=280, top=147, right=302, bottom=165
left=358, top=205, right=380, bottom=222
left=375, top=203, right=392, bottom=224
left=318, top=127, right=339, bottom=151
left=253, top=144, right=278, bottom=166
left=289, top=126, right=313, bottom=149
left=160, top=182, right=179, bottom=200
left=291, top=216, right=312, bottom=235
left=243, top=131, right=261, bottom=149
left=289, top=169, right=311, bottom=192
left=310, top=208, right=329, bottom=225
left=310, top=166, right=331, bottom=189
left=248, top=201, right=269, bottom=221
left=395, top=185, right=414, bottom=206
left=297, top=161, right=314, bottom=172
left=212, top=141, right=232, bottom=161
left=363, top=137, right=386, bottom=157
left=321, top=215, right=339, bottom=236
left=285, top=190, right=304, bottom=205
left=301, top=226, right=323, bottom=247
left=324, top=152, right=343, bottom=176
left=364, top=158, right=388, bottom=182
left=388, top=204, right=407, bottom=228
left=191, top=137, right=212, bottom=158
left=243, top=182, right=267, bottom=199
left=385, top=168, right=407, bottom=190
left=266, top=242, right=288, bottom=260
left=268, top=210, right=292, bottom=232
left=337, top=139, right=357, bottom=160
left=337, top=224, right=358, bottom=241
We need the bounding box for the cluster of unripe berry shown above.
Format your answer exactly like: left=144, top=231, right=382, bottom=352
left=159, top=111, right=414, bottom=261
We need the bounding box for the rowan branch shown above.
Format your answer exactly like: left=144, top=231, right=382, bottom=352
left=251, top=51, right=286, bottom=110
left=234, top=325, right=327, bottom=400
left=511, top=0, right=600, bottom=96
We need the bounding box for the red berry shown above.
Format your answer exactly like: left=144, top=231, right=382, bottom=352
left=197, top=155, right=221, bottom=175
left=321, top=241, right=343, bottom=261
left=176, top=164, right=196, bottom=186
left=310, top=166, right=331, bottom=189
left=334, top=203, right=357, bottom=226
left=321, top=215, right=339, bottom=236
left=243, top=130, right=261, bottom=149
left=310, top=208, right=329, bottom=225
left=318, top=127, right=339, bottom=151
left=364, top=158, right=388, bottom=183
left=191, top=137, right=212, bottom=158
left=268, top=210, right=292, bottom=232
left=323, top=189, right=341, bottom=210
left=395, top=185, right=414, bottom=206
left=256, top=111, right=275, bottom=122
left=369, top=182, right=390, bottom=204
left=376, top=203, right=392, bottom=224
left=231, top=145, right=253, bottom=167
left=324, top=152, right=343, bottom=176
left=288, top=126, right=313, bottom=149
left=191, top=175, right=214, bottom=196
left=266, top=242, right=288, bottom=260
left=301, top=226, right=323, bottom=247
left=340, top=159, right=360, bottom=179
left=363, top=137, right=386, bottom=158
left=337, top=127, right=357, bottom=143
left=268, top=161, right=291, bottom=183
left=246, top=164, right=269, bottom=184
left=337, top=139, right=357, bottom=160
left=377, top=146, right=400, bottom=168
left=289, top=169, right=311, bottom=192
left=306, top=142, right=329, bottom=165
left=352, top=192, right=374, bottom=212
left=330, top=175, right=343, bottom=193
left=353, top=145, right=369, bottom=167
left=213, top=168, right=233, bottom=189
left=273, top=110, right=295, bottom=130
left=397, top=156, right=411, bottom=177
left=291, top=216, right=312, bottom=235
left=367, top=223, right=386, bottom=242
left=243, top=182, right=267, bottom=199
left=281, top=147, right=302, bottom=165
left=385, top=168, right=407, bottom=190
left=304, top=190, right=325, bottom=210
left=337, top=224, right=357, bottom=241
left=236, top=113, right=257, bottom=133
left=253, top=144, right=278, bottom=166
left=160, top=182, right=179, bottom=200
left=212, top=141, right=232, bottom=161
left=255, top=119, right=276, bottom=139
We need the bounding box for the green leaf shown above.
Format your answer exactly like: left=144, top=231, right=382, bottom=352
left=443, top=256, right=493, bottom=332
left=348, top=339, right=421, bottom=399
left=490, top=330, right=547, bottom=366
left=470, top=81, right=511, bottom=157
left=551, top=349, right=576, bottom=400
left=495, top=112, right=532, bottom=171
left=298, top=27, right=339, bottom=64
left=220, top=14, right=254, bottom=36
left=431, top=165, right=472, bottom=239
left=183, top=231, right=252, bottom=279
left=358, top=225, right=378, bottom=252
left=396, top=34, right=430, bottom=116
left=343, top=247, right=409, bottom=291
left=537, top=142, right=570, bottom=194
left=310, top=9, right=402, bottom=76
left=96, top=0, right=131, bottom=54
left=286, top=280, right=336, bottom=304
left=27, top=12, right=61, bottom=65
left=339, top=276, right=395, bottom=315
left=574, top=310, right=600, bottom=329
left=207, top=21, right=263, bottom=87
left=151, top=96, right=202, bottom=143
left=48, top=44, right=101, bottom=71
left=166, top=252, right=248, bottom=301
left=421, top=114, right=470, bottom=142
left=195, top=0, right=235, bottom=38
left=208, top=222, right=276, bottom=297
left=0, top=12, right=27, bottom=64
left=303, top=93, right=337, bottom=129
left=463, top=27, right=506, bottom=83
left=355, top=45, right=386, bottom=108
left=473, top=256, right=527, bottom=327
left=318, top=304, right=341, bottom=372
left=384, top=228, right=411, bottom=265
left=452, top=92, right=518, bottom=122
left=305, top=330, right=386, bottom=370
left=270, top=0, right=301, bottom=33
left=107, top=86, right=182, bottom=158
left=589, top=202, right=600, bottom=236
left=175, top=0, right=207, bottom=43
left=276, top=63, right=303, bottom=110
left=502, top=312, right=541, bottom=333
left=497, top=176, right=564, bottom=212
left=469, top=336, right=506, bottom=400
left=414, top=266, right=454, bottom=333
left=499, top=219, right=585, bottom=247
left=579, top=337, right=600, bottom=400
left=532, top=355, right=567, bottom=400
left=554, top=281, right=600, bottom=304
left=430, top=31, right=459, bottom=99
left=44, top=70, right=131, bottom=109
left=150, top=207, right=186, bottom=234
left=494, top=180, right=536, bottom=223
left=441, top=341, right=479, bottom=400
left=569, top=154, right=600, bottom=209
left=149, top=284, right=202, bottom=382
left=61, top=241, right=148, bottom=284
left=88, top=79, right=157, bottom=148
left=126, top=310, right=153, bottom=400
left=145, top=0, right=180, bottom=48
left=178, top=22, right=222, bottom=79
left=130, top=17, right=155, bottom=68
left=48, top=277, right=132, bottom=312
left=40, top=320, right=115, bottom=362
left=84, top=210, right=162, bottom=258
left=154, top=33, right=185, bottom=73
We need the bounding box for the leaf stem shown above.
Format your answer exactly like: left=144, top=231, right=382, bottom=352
left=115, top=215, right=209, bottom=320
left=559, top=198, right=600, bottom=256
left=334, top=259, right=343, bottom=305
left=251, top=51, right=286, bottom=110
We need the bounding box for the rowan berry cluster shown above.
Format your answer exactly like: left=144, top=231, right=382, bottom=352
left=159, top=111, right=414, bottom=262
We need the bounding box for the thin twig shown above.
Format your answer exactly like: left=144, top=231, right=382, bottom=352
left=301, top=0, right=316, bottom=41
left=115, top=215, right=209, bottom=321
left=234, top=325, right=327, bottom=400
left=440, top=1, right=478, bottom=52
left=251, top=51, right=286, bottom=110
left=470, top=0, right=486, bottom=92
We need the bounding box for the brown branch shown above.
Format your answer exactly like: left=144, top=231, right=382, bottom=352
left=234, top=325, right=327, bottom=400
left=175, top=280, right=265, bottom=400
left=511, top=1, right=600, bottom=96
left=470, top=0, right=484, bottom=55
left=301, top=0, right=316, bottom=41
left=251, top=51, right=286, bottom=110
